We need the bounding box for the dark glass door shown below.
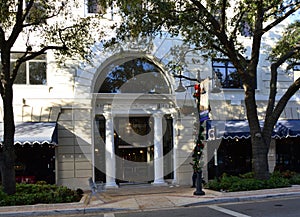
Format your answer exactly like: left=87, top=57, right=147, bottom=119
left=115, top=116, right=154, bottom=183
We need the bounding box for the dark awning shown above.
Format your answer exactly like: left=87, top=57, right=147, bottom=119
left=0, top=122, right=58, bottom=145
left=207, top=119, right=300, bottom=140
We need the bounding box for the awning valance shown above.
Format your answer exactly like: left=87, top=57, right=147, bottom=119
left=207, top=120, right=300, bottom=140
left=0, top=122, right=58, bottom=145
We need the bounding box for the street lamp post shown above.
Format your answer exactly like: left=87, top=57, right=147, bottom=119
left=193, top=83, right=205, bottom=196
left=174, top=72, right=220, bottom=196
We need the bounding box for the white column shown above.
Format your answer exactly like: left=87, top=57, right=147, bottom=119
left=104, top=111, right=118, bottom=188
left=268, top=139, right=276, bottom=173
left=171, top=113, right=178, bottom=185
left=152, top=112, right=167, bottom=186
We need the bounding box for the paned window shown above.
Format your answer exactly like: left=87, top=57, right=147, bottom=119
left=293, top=64, right=300, bottom=71
left=87, top=0, right=104, bottom=13
left=11, top=52, right=47, bottom=85
left=86, top=0, right=114, bottom=19
left=212, top=59, right=246, bottom=89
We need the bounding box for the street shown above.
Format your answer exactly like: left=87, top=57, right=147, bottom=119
left=31, top=196, right=300, bottom=217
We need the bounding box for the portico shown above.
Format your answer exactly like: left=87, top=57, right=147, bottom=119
left=93, top=95, right=178, bottom=187
left=90, top=55, right=196, bottom=188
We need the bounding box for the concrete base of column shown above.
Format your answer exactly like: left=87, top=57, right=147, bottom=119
left=151, top=180, right=168, bottom=186
left=105, top=182, right=119, bottom=189
left=171, top=179, right=179, bottom=186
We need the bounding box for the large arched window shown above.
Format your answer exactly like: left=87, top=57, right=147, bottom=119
left=99, top=58, right=171, bottom=93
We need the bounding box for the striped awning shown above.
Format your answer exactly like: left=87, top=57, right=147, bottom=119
left=0, top=122, right=57, bottom=145
left=207, top=120, right=300, bottom=140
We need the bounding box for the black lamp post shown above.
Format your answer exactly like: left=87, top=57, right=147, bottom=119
left=174, top=71, right=222, bottom=195
left=193, top=83, right=205, bottom=195
left=173, top=73, right=206, bottom=195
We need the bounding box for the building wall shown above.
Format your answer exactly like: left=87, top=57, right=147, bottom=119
left=55, top=105, right=93, bottom=190
left=5, top=1, right=300, bottom=189
left=175, top=115, right=196, bottom=185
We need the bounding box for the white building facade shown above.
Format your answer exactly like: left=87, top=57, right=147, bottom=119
left=5, top=1, right=300, bottom=189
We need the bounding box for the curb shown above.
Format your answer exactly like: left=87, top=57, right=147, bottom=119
left=1, top=190, right=300, bottom=216
left=184, top=191, right=300, bottom=207
left=0, top=207, right=128, bottom=217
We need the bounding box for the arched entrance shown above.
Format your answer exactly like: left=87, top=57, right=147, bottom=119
left=93, top=56, right=177, bottom=186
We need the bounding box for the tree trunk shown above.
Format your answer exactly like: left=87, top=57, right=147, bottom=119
left=1, top=87, right=16, bottom=195
left=1, top=82, right=16, bottom=195
left=1, top=149, right=16, bottom=195
left=244, top=83, right=270, bottom=180
left=251, top=136, right=270, bottom=180
left=0, top=49, right=16, bottom=195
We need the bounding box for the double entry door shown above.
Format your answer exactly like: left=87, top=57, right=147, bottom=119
left=94, top=115, right=174, bottom=184
left=115, top=116, right=154, bottom=183
left=115, top=115, right=174, bottom=183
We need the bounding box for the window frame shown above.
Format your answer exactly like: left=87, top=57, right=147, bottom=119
left=11, top=52, right=47, bottom=85
left=212, top=59, right=256, bottom=89
left=293, top=64, right=300, bottom=71
left=85, top=0, right=114, bottom=20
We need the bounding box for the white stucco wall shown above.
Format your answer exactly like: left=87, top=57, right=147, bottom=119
left=5, top=1, right=300, bottom=189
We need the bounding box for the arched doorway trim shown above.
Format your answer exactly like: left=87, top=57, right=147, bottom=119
left=91, top=51, right=175, bottom=94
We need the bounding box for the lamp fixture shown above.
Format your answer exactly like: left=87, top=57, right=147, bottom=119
left=175, top=79, right=186, bottom=92
left=174, top=73, right=200, bottom=93
left=210, top=74, right=222, bottom=93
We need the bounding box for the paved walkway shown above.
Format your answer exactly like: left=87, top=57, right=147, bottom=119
left=1, top=184, right=300, bottom=216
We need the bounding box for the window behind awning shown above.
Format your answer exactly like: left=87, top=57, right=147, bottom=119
left=207, top=120, right=300, bottom=140
left=0, top=122, right=57, bottom=145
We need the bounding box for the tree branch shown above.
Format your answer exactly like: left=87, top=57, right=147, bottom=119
left=273, top=76, right=300, bottom=119
left=22, top=2, right=64, bottom=28
left=191, top=0, right=247, bottom=78
left=230, top=9, right=246, bottom=42
left=7, top=0, right=33, bottom=48
left=267, top=45, right=300, bottom=122
left=264, top=1, right=300, bottom=19
left=220, top=0, right=227, bottom=33
left=263, top=3, right=300, bottom=34
left=248, top=0, right=264, bottom=88
left=0, top=27, right=4, bottom=50
left=189, top=0, right=221, bottom=32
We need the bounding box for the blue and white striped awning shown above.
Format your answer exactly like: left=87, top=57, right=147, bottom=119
left=0, top=122, right=58, bottom=145
left=207, top=120, right=300, bottom=140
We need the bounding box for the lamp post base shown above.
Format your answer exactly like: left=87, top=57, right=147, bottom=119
left=193, top=170, right=205, bottom=196
left=193, top=190, right=205, bottom=195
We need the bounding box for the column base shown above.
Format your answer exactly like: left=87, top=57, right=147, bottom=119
left=151, top=180, right=168, bottom=186
left=171, top=180, right=180, bottom=187
left=171, top=179, right=178, bottom=185
left=105, top=182, right=119, bottom=189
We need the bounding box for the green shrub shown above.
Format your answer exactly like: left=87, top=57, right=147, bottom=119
left=0, top=183, right=83, bottom=206
left=206, top=171, right=295, bottom=192
left=289, top=173, right=300, bottom=185
left=264, top=176, right=291, bottom=189
left=217, top=174, right=241, bottom=191
left=239, top=172, right=254, bottom=179
left=206, top=178, right=222, bottom=191
left=229, top=178, right=264, bottom=192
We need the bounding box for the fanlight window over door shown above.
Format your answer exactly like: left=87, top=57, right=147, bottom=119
left=99, top=58, right=171, bottom=94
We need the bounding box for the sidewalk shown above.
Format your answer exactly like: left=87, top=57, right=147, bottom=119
left=1, top=184, right=300, bottom=216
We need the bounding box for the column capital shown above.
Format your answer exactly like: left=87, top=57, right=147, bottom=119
left=152, top=110, right=164, bottom=118
left=103, top=104, right=113, bottom=119
left=169, top=111, right=178, bottom=119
